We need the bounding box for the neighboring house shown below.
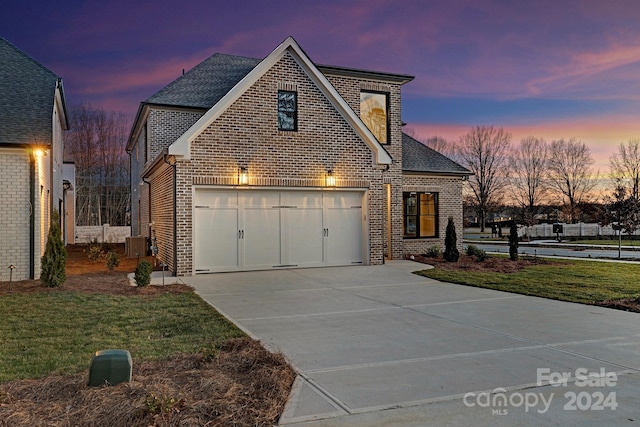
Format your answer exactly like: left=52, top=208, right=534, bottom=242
left=0, top=37, right=69, bottom=281
left=127, top=37, right=470, bottom=276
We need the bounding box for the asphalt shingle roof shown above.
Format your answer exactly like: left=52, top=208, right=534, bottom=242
left=145, top=53, right=261, bottom=108
left=0, top=37, right=60, bottom=146
left=402, top=133, right=471, bottom=175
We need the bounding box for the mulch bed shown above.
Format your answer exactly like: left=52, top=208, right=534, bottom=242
left=0, top=244, right=296, bottom=426
left=409, top=253, right=557, bottom=273
left=0, top=338, right=296, bottom=427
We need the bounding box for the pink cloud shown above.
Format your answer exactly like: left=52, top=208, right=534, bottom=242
left=408, top=114, right=640, bottom=175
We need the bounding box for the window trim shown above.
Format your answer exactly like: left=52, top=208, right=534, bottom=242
left=360, top=90, right=390, bottom=144
left=278, top=90, right=298, bottom=131
left=403, top=192, right=439, bottom=238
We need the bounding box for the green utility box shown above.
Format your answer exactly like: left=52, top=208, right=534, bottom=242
left=88, top=349, right=132, bottom=387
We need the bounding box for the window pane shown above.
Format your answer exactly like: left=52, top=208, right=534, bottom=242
left=420, top=193, right=435, bottom=214
left=278, top=91, right=297, bottom=131
left=360, top=91, right=388, bottom=144
left=405, top=216, right=417, bottom=237
left=420, top=215, right=436, bottom=237
left=278, top=111, right=295, bottom=130
left=419, top=193, right=437, bottom=237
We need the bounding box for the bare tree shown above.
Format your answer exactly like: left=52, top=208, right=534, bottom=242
left=610, top=138, right=640, bottom=201
left=547, top=138, right=596, bottom=223
left=457, top=126, right=511, bottom=231
left=65, top=104, right=130, bottom=226
left=508, top=136, right=548, bottom=224
left=424, top=136, right=454, bottom=157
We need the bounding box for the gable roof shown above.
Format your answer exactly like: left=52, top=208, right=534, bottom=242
left=0, top=37, right=67, bottom=146
left=168, top=37, right=393, bottom=165
left=402, top=133, right=471, bottom=176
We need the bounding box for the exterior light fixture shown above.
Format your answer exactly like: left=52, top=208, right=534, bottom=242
left=326, top=170, right=336, bottom=187
left=239, top=167, right=248, bottom=185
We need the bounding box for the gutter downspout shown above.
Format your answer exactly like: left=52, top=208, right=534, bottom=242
left=29, top=151, right=36, bottom=279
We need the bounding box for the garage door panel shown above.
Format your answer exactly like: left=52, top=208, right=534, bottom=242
left=194, top=208, right=239, bottom=272
left=326, top=207, right=363, bottom=265
left=286, top=208, right=324, bottom=267
left=243, top=208, right=282, bottom=268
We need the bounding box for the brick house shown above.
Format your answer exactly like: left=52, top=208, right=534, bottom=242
left=0, top=37, right=70, bottom=281
left=127, top=37, right=470, bottom=276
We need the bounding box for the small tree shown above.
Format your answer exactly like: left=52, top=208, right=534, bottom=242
left=41, top=210, right=67, bottom=287
left=106, top=251, right=120, bottom=271
left=509, top=221, right=519, bottom=261
left=134, top=260, right=153, bottom=287
left=443, top=217, right=459, bottom=262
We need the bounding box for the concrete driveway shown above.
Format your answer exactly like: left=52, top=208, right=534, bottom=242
left=186, top=261, right=640, bottom=426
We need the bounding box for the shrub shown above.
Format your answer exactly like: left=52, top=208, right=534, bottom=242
left=509, top=222, right=519, bottom=261
left=466, top=244, right=487, bottom=262
left=424, top=245, right=441, bottom=258
left=88, top=244, right=104, bottom=261
left=41, top=210, right=67, bottom=287
left=474, top=248, right=488, bottom=262
left=443, top=217, right=459, bottom=262
left=134, top=260, right=153, bottom=287
left=106, top=251, right=120, bottom=271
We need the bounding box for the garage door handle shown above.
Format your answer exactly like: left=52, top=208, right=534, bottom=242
left=238, top=230, right=244, bottom=239
left=323, top=228, right=329, bottom=237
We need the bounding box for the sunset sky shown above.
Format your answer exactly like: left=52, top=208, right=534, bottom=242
left=2, top=0, right=639, bottom=174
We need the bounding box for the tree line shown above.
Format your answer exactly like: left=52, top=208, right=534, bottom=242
left=64, top=104, right=130, bottom=226
left=416, top=126, right=640, bottom=232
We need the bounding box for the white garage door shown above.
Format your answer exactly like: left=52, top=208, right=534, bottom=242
left=194, top=189, right=364, bottom=273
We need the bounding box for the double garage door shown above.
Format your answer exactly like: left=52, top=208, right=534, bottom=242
left=194, top=189, right=365, bottom=273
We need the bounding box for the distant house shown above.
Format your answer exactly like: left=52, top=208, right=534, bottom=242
left=0, top=37, right=70, bottom=281
left=127, top=37, right=470, bottom=276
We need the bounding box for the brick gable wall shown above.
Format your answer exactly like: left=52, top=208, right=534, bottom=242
left=170, top=52, right=391, bottom=275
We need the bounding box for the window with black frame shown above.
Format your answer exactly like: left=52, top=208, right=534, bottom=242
left=278, top=90, right=297, bottom=131
left=403, top=192, right=438, bottom=238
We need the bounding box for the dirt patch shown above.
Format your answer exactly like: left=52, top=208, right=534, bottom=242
left=0, top=245, right=297, bottom=425
left=0, top=337, right=296, bottom=427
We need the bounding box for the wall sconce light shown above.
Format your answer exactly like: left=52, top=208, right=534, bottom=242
left=239, top=167, right=248, bottom=185
left=326, top=170, right=336, bottom=187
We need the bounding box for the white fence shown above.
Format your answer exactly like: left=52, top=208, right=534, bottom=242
left=520, top=223, right=620, bottom=239
left=75, top=224, right=131, bottom=244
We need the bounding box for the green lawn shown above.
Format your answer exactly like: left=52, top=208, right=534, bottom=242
left=0, top=291, right=244, bottom=383
left=562, top=239, right=640, bottom=246
left=417, top=259, right=640, bottom=304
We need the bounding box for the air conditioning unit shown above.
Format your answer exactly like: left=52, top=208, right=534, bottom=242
left=125, top=236, right=147, bottom=258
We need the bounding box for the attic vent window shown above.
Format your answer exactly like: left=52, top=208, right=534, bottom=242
left=278, top=90, right=297, bottom=131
